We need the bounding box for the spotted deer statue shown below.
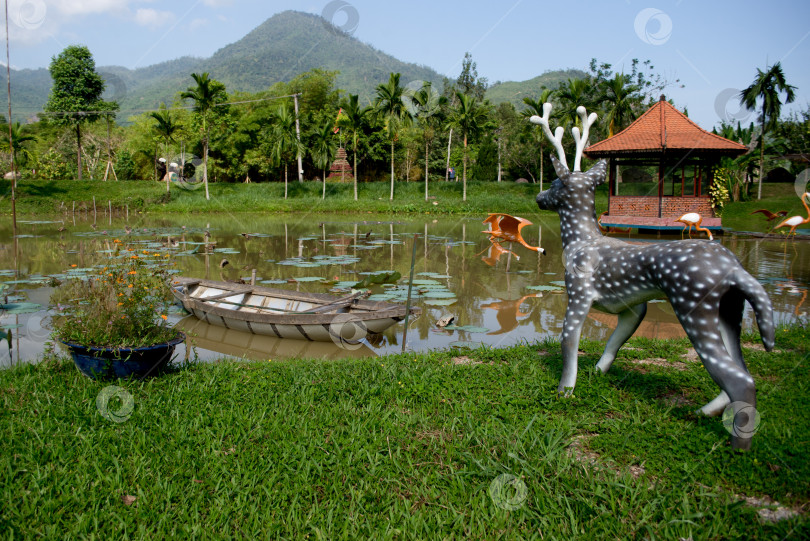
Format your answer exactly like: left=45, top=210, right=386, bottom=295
left=531, top=104, right=774, bottom=450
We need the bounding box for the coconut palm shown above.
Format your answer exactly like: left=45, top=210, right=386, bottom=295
left=1, top=122, right=37, bottom=178
left=555, top=78, right=591, bottom=129
left=374, top=73, right=411, bottom=201
left=599, top=73, right=640, bottom=137
left=339, top=94, right=372, bottom=200
left=271, top=104, right=305, bottom=200
left=311, top=119, right=338, bottom=200
left=739, top=62, right=797, bottom=199
left=409, top=82, right=447, bottom=201
left=180, top=72, right=227, bottom=200
left=447, top=90, right=490, bottom=202
left=148, top=105, right=180, bottom=193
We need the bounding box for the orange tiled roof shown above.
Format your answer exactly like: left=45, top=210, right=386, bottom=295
left=584, top=98, right=747, bottom=157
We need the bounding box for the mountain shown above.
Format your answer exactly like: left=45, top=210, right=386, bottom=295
left=485, top=69, right=587, bottom=109
left=4, top=10, right=443, bottom=122
left=3, top=10, right=585, bottom=123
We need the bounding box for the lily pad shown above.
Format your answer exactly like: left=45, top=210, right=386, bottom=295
left=0, top=302, right=43, bottom=314
left=290, top=277, right=326, bottom=282
left=549, top=281, right=567, bottom=287
left=526, top=285, right=563, bottom=291
left=449, top=341, right=478, bottom=348
left=423, top=298, right=457, bottom=306
left=445, top=325, right=489, bottom=333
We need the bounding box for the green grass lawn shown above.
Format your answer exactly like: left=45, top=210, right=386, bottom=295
left=2, top=325, right=808, bottom=538
left=0, top=178, right=563, bottom=217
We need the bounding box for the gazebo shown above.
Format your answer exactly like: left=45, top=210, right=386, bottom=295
left=584, top=96, right=747, bottom=232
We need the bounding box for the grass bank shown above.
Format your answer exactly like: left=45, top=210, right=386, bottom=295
left=0, top=178, right=568, bottom=217
left=2, top=325, right=808, bottom=538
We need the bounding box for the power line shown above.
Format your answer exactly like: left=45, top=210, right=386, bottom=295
left=22, top=93, right=303, bottom=118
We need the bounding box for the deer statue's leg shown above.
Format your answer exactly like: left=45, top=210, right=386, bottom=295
left=674, top=303, right=757, bottom=450
left=595, top=303, right=648, bottom=374
left=700, top=289, right=747, bottom=417
left=558, top=295, right=593, bottom=395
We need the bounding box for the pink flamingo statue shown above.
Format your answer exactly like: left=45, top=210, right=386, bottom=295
left=774, top=192, right=810, bottom=237
left=676, top=212, right=713, bottom=241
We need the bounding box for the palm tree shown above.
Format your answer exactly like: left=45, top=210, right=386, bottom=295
left=148, top=105, right=180, bottom=193
left=1, top=122, right=36, bottom=179
left=311, top=119, right=338, bottom=200
left=555, top=78, right=591, bottom=129
left=739, top=62, right=797, bottom=199
left=271, top=104, right=305, bottom=199
left=374, top=73, right=411, bottom=201
left=599, top=73, right=640, bottom=137
left=409, top=82, right=447, bottom=201
left=522, top=89, right=553, bottom=188
left=448, top=90, right=490, bottom=202
left=180, top=72, right=227, bottom=200
left=339, top=94, right=372, bottom=200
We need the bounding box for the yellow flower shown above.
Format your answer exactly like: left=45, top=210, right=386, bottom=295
left=160, top=315, right=168, bottom=320
left=128, top=284, right=133, bottom=288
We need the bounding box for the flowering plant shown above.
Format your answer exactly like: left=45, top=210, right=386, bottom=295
left=51, top=241, right=178, bottom=349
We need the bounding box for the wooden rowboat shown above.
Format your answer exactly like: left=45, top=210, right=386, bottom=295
left=171, top=276, right=419, bottom=343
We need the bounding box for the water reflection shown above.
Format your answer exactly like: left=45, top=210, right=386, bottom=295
left=0, top=214, right=807, bottom=367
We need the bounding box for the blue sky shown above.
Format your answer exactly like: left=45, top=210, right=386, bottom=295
left=3, top=0, right=809, bottom=128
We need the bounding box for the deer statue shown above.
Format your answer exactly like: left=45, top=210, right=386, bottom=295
left=531, top=103, right=774, bottom=450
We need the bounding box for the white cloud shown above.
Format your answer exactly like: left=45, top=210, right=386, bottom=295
left=203, top=0, right=233, bottom=6
left=134, top=7, right=174, bottom=27
left=51, top=0, right=130, bottom=17
left=188, top=18, right=209, bottom=31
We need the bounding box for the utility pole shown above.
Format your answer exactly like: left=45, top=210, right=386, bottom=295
left=293, top=93, right=303, bottom=182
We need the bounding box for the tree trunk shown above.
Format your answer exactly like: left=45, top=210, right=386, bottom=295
left=425, top=139, right=429, bottom=201
left=445, top=128, right=453, bottom=181
left=757, top=120, right=765, bottom=200
left=539, top=140, right=544, bottom=192
left=353, top=134, right=358, bottom=201
left=203, top=131, right=210, bottom=201
left=389, top=139, right=395, bottom=201
left=462, top=135, right=468, bottom=202
left=76, top=123, right=82, bottom=180
left=322, top=168, right=326, bottom=200
left=165, top=142, right=170, bottom=193
left=492, top=137, right=498, bottom=181
left=284, top=164, right=288, bottom=199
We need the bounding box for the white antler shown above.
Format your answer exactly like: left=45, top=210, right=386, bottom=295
left=530, top=103, right=567, bottom=169
left=571, top=106, right=598, bottom=172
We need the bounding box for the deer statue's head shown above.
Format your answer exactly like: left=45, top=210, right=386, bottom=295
left=532, top=104, right=607, bottom=216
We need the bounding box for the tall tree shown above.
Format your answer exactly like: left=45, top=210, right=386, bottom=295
left=555, top=78, right=591, bottom=129
left=1, top=122, right=36, bottom=178
left=339, top=94, right=372, bottom=200
left=448, top=90, right=490, bottom=202
left=739, top=62, right=797, bottom=199
left=409, top=82, right=447, bottom=201
left=522, top=88, right=553, bottom=188
left=181, top=72, right=227, bottom=200
left=270, top=104, right=305, bottom=200
left=374, top=73, right=411, bottom=201
left=44, top=45, right=106, bottom=180
left=311, top=118, right=338, bottom=200
left=599, top=73, right=640, bottom=137
left=456, top=52, right=488, bottom=100
left=148, top=105, right=180, bottom=193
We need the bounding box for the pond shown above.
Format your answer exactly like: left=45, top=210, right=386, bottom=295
left=0, top=213, right=808, bottom=367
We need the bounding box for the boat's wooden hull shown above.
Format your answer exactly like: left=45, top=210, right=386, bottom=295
left=172, top=277, right=417, bottom=343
